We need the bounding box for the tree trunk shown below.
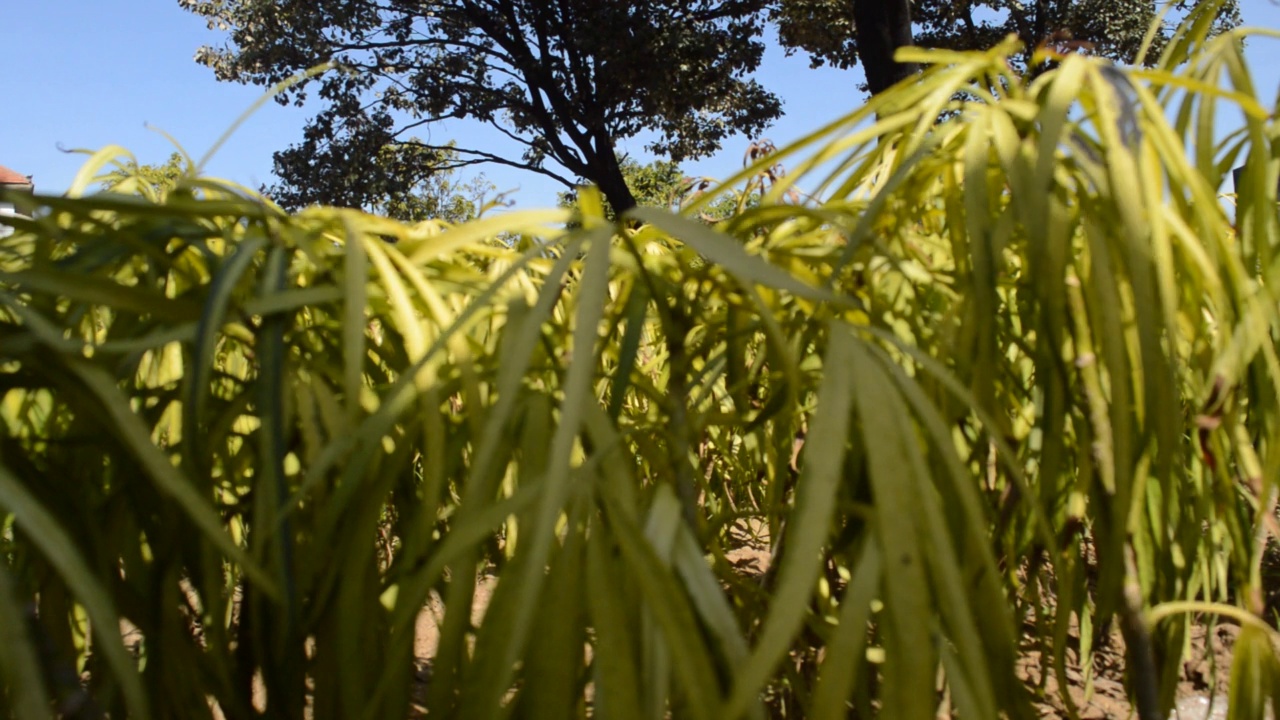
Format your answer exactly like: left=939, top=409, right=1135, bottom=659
left=589, top=149, right=638, bottom=217
left=852, top=0, right=917, bottom=96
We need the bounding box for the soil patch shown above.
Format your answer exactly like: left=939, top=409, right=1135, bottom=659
left=401, top=520, right=1263, bottom=719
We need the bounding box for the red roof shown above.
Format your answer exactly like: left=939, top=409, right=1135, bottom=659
left=0, top=165, right=31, bottom=185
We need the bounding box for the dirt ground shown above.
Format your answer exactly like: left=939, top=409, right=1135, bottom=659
left=721, top=523, right=1252, bottom=719
left=405, top=522, right=1263, bottom=719
left=1015, top=619, right=1243, bottom=720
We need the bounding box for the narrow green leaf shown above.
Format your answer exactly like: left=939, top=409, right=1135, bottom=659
left=0, top=554, right=51, bottom=720
left=672, top=523, right=763, bottom=720
left=186, top=234, right=268, bottom=465
left=725, top=326, right=857, bottom=718
left=405, top=209, right=571, bottom=265
left=810, top=538, right=882, bottom=719
left=586, top=521, right=644, bottom=720
left=599, top=481, right=722, bottom=720
left=366, top=239, right=426, bottom=362
left=0, top=463, right=150, bottom=719
left=461, top=225, right=615, bottom=718
left=608, top=280, right=649, bottom=421
left=517, top=501, right=587, bottom=717
left=847, top=336, right=938, bottom=720
left=0, top=268, right=203, bottom=321
left=242, top=286, right=345, bottom=317
left=62, top=357, right=280, bottom=599
left=1227, top=623, right=1280, bottom=720
left=65, top=144, right=136, bottom=196
left=629, top=207, right=844, bottom=305
left=341, top=218, right=369, bottom=426
left=195, top=62, right=336, bottom=174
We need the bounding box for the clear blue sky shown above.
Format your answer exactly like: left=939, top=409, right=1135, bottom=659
left=4, top=1, right=1280, bottom=209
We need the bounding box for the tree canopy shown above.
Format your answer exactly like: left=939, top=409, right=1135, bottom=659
left=180, top=0, right=782, bottom=213
left=98, top=152, right=188, bottom=196
left=912, top=0, right=1241, bottom=70
left=557, top=152, right=788, bottom=222
left=774, top=0, right=916, bottom=95
left=268, top=142, right=496, bottom=223
left=557, top=157, right=688, bottom=219
left=775, top=0, right=1241, bottom=93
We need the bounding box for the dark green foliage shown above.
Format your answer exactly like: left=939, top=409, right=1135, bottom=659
left=775, top=0, right=1241, bottom=88
left=269, top=141, right=497, bottom=223
left=179, top=0, right=782, bottom=213
left=851, top=0, right=917, bottom=93
left=911, top=0, right=1242, bottom=70
left=558, top=157, right=700, bottom=220
left=774, top=0, right=916, bottom=94
left=557, top=154, right=778, bottom=223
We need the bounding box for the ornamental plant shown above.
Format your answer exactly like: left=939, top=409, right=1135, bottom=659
left=1, top=5, right=1279, bottom=718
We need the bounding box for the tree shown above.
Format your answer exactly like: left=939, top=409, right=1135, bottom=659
left=557, top=157, right=688, bottom=219
left=912, top=0, right=1241, bottom=72
left=268, top=142, right=497, bottom=223
left=180, top=0, right=782, bottom=214
left=99, top=152, right=188, bottom=196
left=775, top=0, right=1241, bottom=94
left=850, top=0, right=916, bottom=95
left=774, top=0, right=915, bottom=96
left=557, top=154, right=772, bottom=222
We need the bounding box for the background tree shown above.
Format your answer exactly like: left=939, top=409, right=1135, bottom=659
left=912, top=0, right=1241, bottom=71
left=773, top=0, right=916, bottom=95
left=557, top=157, right=688, bottom=218
left=557, top=154, right=775, bottom=221
left=180, top=0, right=782, bottom=213
left=98, top=152, right=188, bottom=195
left=268, top=140, right=496, bottom=223
left=775, top=0, right=1241, bottom=93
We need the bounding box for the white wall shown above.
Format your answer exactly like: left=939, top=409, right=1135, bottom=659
left=0, top=201, right=16, bottom=238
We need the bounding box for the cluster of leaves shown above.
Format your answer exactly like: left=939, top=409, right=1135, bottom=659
left=772, top=0, right=918, bottom=94
left=180, top=0, right=781, bottom=211
left=912, top=0, right=1242, bottom=71
left=97, top=152, right=190, bottom=199
left=181, top=0, right=1243, bottom=222
left=555, top=155, right=770, bottom=222
left=2, top=8, right=1280, bottom=719
left=776, top=0, right=1241, bottom=76
left=96, top=145, right=498, bottom=225
left=268, top=140, right=499, bottom=223
left=557, top=156, right=690, bottom=218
